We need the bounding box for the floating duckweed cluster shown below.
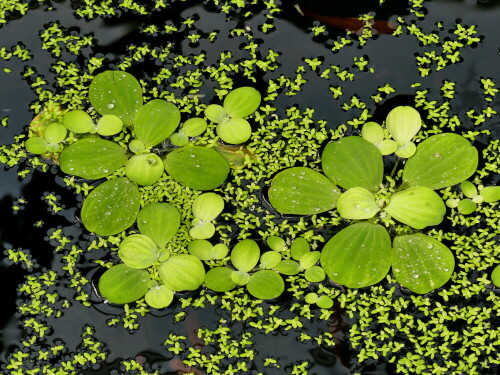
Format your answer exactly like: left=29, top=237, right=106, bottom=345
left=1, top=0, right=500, bottom=374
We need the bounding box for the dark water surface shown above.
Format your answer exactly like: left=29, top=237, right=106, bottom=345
left=1, top=0, right=500, bottom=374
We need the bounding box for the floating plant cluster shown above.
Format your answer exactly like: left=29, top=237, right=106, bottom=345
left=2, top=0, right=500, bottom=374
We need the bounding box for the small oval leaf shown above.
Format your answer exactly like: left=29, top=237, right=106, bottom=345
left=134, top=99, right=181, bottom=147
left=158, top=254, right=205, bottom=291
left=223, top=87, right=261, bottom=118
left=137, top=203, right=180, bottom=247
left=118, top=234, right=158, bottom=269
left=246, top=270, right=284, bottom=300
left=231, top=239, right=260, bottom=273
left=99, top=264, right=150, bottom=304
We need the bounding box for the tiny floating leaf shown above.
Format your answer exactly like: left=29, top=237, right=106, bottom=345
left=98, top=264, right=150, bottom=304
left=246, top=270, right=284, bottom=300
left=223, top=87, right=261, bottom=118
left=145, top=285, right=174, bottom=309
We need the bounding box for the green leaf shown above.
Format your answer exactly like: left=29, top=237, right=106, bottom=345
left=231, top=239, right=260, bottom=272
left=246, top=270, right=284, bottom=300
left=182, top=117, right=207, bottom=137
left=392, top=234, right=454, bottom=294
left=266, top=236, right=286, bottom=252
left=337, top=187, right=380, bottom=220
left=394, top=141, right=416, bottom=158
left=305, top=293, right=319, bottom=304
left=299, top=251, right=320, bottom=269
left=25, top=137, right=48, bottom=154
left=386, top=106, right=421, bottom=145
left=260, top=251, right=282, bottom=269
left=316, top=295, right=334, bottom=308
left=231, top=270, right=251, bottom=286
left=320, top=223, right=392, bottom=288
left=268, top=167, right=340, bottom=215
left=322, top=136, right=383, bottom=192
left=44, top=122, right=67, bottom=143
left=189, top=221, right=215, bottom=240
left=89, top=70, right=143, bottom=126
left=223, top=87, right=261, bottom=118
left=290, top=238, right=310, bottom=260
left=205, top=104, right=229, bottom=123
left=457, top=199, right=477, bottom=215
left=491, top=265, right=500, bottom=288
left=134, top=99, right=181, bottom=147
left=98, top=264, right=150, bottom=304
left=212, top=244, right=230, bottom=259
left=481, top=186, right=500, bottom=203
left=81, top=177, right=140, bottom=236
left=275, top=260, right=301, bottom=275
left=384, top=187, right=446, bottom=229
left=96, top=115, right=123, bottom=136
left=216, top=117, right=252, bottom=144
left=137, top=203, right=180, bottom=247
left=304, top=266, right=326, bottom=282
left=460, top=181, right=478, bottom=198
left=361, top=121, right=384, bottom=145
left=59, top=138, right=127, bottom=179
left=170, top=132, right=189, bottom=147
left=62, top=110, right=95, bottom=134
left=192, top=192, right=224, bottom=221
left=378, top=139, right=398, bottom=155
left=125, top=153, right=164, bottom=186
left=164, top=146, right=230, bottom=190
left=158, top=254, right=205, bottom=291
left=118, top=234, right=158, bottom=269
left=145, top=285, right=174, bottom=309
left=204, top=267, right=236, bottom=292
left=403, top=133, right=478, bottom=190
left=129, top=139, right=145, bottom=154
left=188, top=240, right=215, bottom=260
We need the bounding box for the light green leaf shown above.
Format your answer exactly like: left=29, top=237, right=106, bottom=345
left=322, top=136, right=383, bottom=192
left=231, top=239, right=260, bottom=273
left=337, top=187, right=380, bottom=220
left=170, top=132, right=189, bottom=147
left=182, top=117, right=207, bottom=137
left=81, top=177, right=140, bottom=236
left=190, top=222, right=215, bottom=240
left=137, top=203, right=180, bottom=247
left=188, top=240, right=214, bottom=261
left=125, top=153, right=164, bottom=186
left=60, top=138, right=127, bottom=179
left=145, top=285, right=174, bottom=309
left=384, top=187, right=446, bottom=229
left=491, top=265, right=500, bottom=288
left=403, top=133, right=478, bottom=190
left=192, top=192, right=225, bottom=221
left=260, top=251, right=282, bottom=269
left=305, top=293, right=319, bottom=304
left=158, top=254, right=205, bottom=291
left=361, top=121, right=384, bottom=145
left=231, top=270, right=251, bottom=286
left=89, top=70, right=143, bottom=126
left=204, top=267, right=236, bottom=292
left=395, top=141, right=416, bottom=158
left=129, top=139, right=145, bottom=154
left=481, top=186, right=500, bottom=203
left=457, top=199, right=477, bottom=215
left=268, top=167, right=340, bottom=215
left=216, top=117, right=252, bottom=144
left=163, top=146, right=230, bottom=190
left=25, top=137, right=48, bottom=154
left=378, top=139, right=398, bottom=155
left=320, top=223, right=392, bottom=288
left=44, top=122, right=67, bottom=143
left=246, top=270, right=284, bottom=300
left=290, top=238, right=310, bottom=260
left=316, top=295, right=334, bottom=308
left=98, top=264, right=150, bottom=304
left=205, top=104, right=229, bottom=123
left=212, top=244, right=229, bottom=259
left=304, top=266, right=326, bottom=282
left=266, top=236, right=286, bottom=252
left=299, top=251, right=320, bottom=269
left=223, top=87, right=261, bottom=118
left=134, top=99, right=180, bottom=147
left=275, top=260, right=301, bottom=275
left=118, top=234, right=158, bottom=269
left=392, top=234, right=454, bottom=294
left=96, top=115, right=123, bottom=136
left=386, top=106, right=421, bottom=145
left=460, top=181, right=478, bottom=198
left=62, top=110, right=95, bottom=134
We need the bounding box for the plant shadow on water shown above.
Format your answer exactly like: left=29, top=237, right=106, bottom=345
left=1, top=0, right=500, bottom=374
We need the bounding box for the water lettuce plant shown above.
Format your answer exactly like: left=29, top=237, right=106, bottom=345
left=269, top=107, right=479, bottom=293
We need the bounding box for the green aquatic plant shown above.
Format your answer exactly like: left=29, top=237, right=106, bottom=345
left=446, top=180, right=500, bottom=215
left=98, top=202, right=206, bottom=309
left=269, top=106, right=479, bottom=294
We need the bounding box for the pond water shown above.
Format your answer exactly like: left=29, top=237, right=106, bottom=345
left=1, top=0, right=500, bottom=374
